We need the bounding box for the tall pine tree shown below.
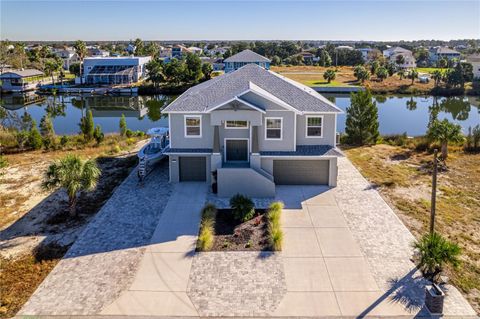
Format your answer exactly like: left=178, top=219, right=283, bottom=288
left=345, top=90, right=379, bottom=145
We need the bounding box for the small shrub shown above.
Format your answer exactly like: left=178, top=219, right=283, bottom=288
left=197, top=218, right=214, bottom=251
left=135, top=130, right=145, bottom=137
left=125, top=129, right=134, bottom=138
left=28, top=120, right=43, bottom=150
left=267, top=201, right=284, bottom=251
left=119, top=114, right=127, bottom=137
left=201, top=203, right=217, bottom=220
left=60, top=135, right=69, bottom=147
left=269, top=226, right=283, bottom=251
left=230, top=194, right=255, bottom=222
left=413, top=137, right=430, bottom=152
left=110, top=144, right=121, bottom=154
left=93, top=125, right=104, bottom=145
left=15, top=130, right=29, bottom=149
left=125, top=137, right=136, bottom=145
left=381, top=133, right=408, bottom=146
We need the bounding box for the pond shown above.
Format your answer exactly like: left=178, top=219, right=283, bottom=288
left=1, top=92, right=479, bottom=136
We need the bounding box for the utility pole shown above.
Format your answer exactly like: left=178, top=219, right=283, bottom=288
left=430, top=149, right=438, bottom=234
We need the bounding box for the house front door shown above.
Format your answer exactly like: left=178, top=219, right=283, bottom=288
left=225, top=139, right=248, bottom=162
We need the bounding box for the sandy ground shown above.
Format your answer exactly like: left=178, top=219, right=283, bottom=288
left=0, top=141, right=147, bottom=259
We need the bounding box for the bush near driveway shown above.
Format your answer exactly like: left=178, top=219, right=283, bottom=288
left=267, top=201, right=284, bottom=251
left=229, top=194, right=255, bottom=222
left=197, top=203, right=217, bottom=251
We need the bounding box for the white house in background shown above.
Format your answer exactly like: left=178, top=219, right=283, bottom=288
left=467, top=54, right=480, bottom=79
left=429, top=47, right=461, bottom=64
left=187, top=46, right=203, bottom=55
left=207, top=46, right=230, bottom=56
left=55, top=49, right=79, bottom=70
left=159, top=46, right=172, bottom=58
left=0, top=69, right=44, bottom=92
left=88, top=47, right=110, bottom=57
left=80, top=56, right=151, bottom=85
left=223, top=49, right=271, bottom=73
left=383, top=47, right=416, bottom=68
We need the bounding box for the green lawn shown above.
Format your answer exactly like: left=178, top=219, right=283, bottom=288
left=416, top=67, right=446, bottom=74
left=304, top=80, right=357, bottom=87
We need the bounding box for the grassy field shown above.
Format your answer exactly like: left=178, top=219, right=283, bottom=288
left=417, top=67, right=447, bottom=74
left=0, top=134, right=146, bottom=318
left=343, top=144, right=480, bottom=313
left=271, top=65, right=437, bottom=94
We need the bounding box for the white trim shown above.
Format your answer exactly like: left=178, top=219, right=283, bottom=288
left=305, top=115, right=324, bottom=138
left=224, top=120, right=249, bottom=129
left=184, top=115, right=202, bottom=138
left=293, top=113, right=297, bottom=149
left=167, top=152, right=212, bottom=156
left=206, top=96, right=266, bottom=114
left=334, top=113, right=337, bottom=147
left=163, top=111, right=205, bottom=114
left=168, top=114, right=173, bottom=148
left=260, top=155, right=339, bottom=160
left=224, top=138, right=250, bottom=163
left=265, top=117, right=283, bottom=141
left=244, top=82, right=302, bottom=115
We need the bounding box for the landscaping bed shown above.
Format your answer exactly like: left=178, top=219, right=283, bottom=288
left=211, top=209, right=269, bottom=251
left=196, top=197, right=283, bottom=252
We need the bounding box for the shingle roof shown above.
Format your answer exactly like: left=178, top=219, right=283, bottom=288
left=260, top=145, right=343, bottom=157
left=0, top=69, right=43, bottom=78
left=163, top=64, right=342, bottom=113
left=434, top=47, right=460, bottom=54
left=224, top=49, right=271, bottom=63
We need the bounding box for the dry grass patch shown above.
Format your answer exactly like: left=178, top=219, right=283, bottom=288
left=343, top=144, right=480, bottom=313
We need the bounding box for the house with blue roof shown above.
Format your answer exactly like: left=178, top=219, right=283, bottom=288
left=162, top=51, right=343, bottom=198
left=223, top=49, right=271, bottom=73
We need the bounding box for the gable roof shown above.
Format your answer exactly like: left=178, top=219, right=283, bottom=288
left=224, top=49, right=271, bottom=63
left=163, top=63, right=342, bottom=114
left=433, top=47, right=460, bottom=55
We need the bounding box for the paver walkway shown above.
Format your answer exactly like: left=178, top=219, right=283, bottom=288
left=100, top=182, right=207, bottom=316
left=19, top=161, right=172, bottom=316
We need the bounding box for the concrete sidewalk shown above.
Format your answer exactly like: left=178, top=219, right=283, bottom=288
left=100, top=182, right=207, bottom=316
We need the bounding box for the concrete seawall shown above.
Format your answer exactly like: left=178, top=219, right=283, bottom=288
left=312, top=86, right=365, bottom=93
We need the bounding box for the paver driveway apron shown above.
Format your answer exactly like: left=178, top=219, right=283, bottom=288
left=101, top=182, right=207, bottom=316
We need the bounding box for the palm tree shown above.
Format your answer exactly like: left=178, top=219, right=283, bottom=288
left=427, top=119, right=465, bottom=159
left=73, top=40, right=87, bottom=83
left=408, top=69, right=419, bottom=85
left=395, top=54, right=405, bottom=66
left=42, top=154, right=101, bottom=216
left=323, top=69, right=336, bottom=83
left=397, top=69, right=406, bottom=80
left=432, top=70, right=443, bottom=87
left=413, top=232, right=461, bottom=283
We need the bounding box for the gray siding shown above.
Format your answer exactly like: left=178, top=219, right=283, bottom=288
left=169, top=114, right=213, bottom=149
left=258, top=110, right=296, bottom=151
left=296, top=113, right=336, bottom=146
left=240, top=91, right=286, bottom=111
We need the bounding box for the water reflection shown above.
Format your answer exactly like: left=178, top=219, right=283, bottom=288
left=1, top=93, right=479, bottom=136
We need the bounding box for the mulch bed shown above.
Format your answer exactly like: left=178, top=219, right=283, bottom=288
left=210, top=209, right=271, bottom=251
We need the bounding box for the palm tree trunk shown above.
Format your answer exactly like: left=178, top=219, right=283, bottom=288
left=69, top=195, right=77, bottom=217
left=441, top=142, right=448, bottom=160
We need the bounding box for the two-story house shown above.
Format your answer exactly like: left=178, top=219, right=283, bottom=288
left=224, top=49, right=271, bottom=73
left=163, top=53, right=343, bottom=198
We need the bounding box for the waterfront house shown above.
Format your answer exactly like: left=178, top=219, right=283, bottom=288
left=80, top=56, right=151, bottom=85
left=467, top=54, right=480, bottom=79
left=0, top=69, right=44, bottom=92
left=172, top=45, right=190, bottom=58
left=162, top=54, right=343, bottom=198
left=55, top=49, right=79, bottom=70
left=429, top=47, right=461, bottom=65
left=383, top=47, right=416, bottom=68
left=223, top=49, right=271, bottom=73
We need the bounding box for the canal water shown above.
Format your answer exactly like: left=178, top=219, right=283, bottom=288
left=1, top=93, right=479, bottom=136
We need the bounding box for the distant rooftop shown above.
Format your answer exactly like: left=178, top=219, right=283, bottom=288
left=224, top=49, right=271, bottom=63
left=432, top=47, right=460, bottom=54
left=0, top=69, right=43, bottom=78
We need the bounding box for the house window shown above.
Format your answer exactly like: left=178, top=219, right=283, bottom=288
left=184, top=115, right=202, bottom=137
left=265, top=117, right=282, bottom=140
left=225, top=120, right=248, bottom=129
left=306, top=116, right=323, bottom=137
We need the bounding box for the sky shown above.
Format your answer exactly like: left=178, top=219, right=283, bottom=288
left=1, top=0, right=479, bottom=41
